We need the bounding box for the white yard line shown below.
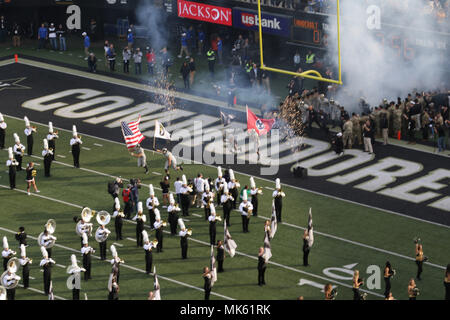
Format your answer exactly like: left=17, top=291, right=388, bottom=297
left=56, top=264, right=66, bottom=268
left=57, top=155, right=66, bottom=158
left=17, top=284, right=66, bottom=300
left=112, top=242, right=123, bottom=247
left=152, top=171, right=162, bottom=175
left=264, top=186, right=275, bottom=190
left=126, top=237, right=136, bottom=242
left=82, top=147, right=91, bottom=151
left=93, top=143, right=103, bottom=147
left=192, top=213, right=202, bottom=218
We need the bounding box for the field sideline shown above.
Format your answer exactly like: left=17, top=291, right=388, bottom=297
left=1, top=115, right=449, bottom=300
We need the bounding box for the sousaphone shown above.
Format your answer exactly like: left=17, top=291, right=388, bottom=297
left=0, top=258, right=21, bottom=289
left=37, top=219, right=56, bottom=248
left=95, top=211, right=111, bottom=243
left=76, top=207, right=95, bottom=236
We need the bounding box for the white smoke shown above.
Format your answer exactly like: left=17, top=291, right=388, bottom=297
left=135, top=1, right=169, bottom=50
left=326, top=0, right=449, bottom=110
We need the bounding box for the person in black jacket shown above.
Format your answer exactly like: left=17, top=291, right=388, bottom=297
left=15, top=226, right=27, bottom=246
left=88, top=52, right=97, bottom=73
left=258, top=247, right=266, bottom=286
left=203, top=266, right=212, bottom=300
left=217, top=240, right=225, bottom=272
left=180, top=61, right=191, bottom=89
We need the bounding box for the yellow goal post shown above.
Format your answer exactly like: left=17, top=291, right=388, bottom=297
left=257, top=0, right=343, bottom=85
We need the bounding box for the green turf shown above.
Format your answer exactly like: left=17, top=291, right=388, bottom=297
left=0, top=115, right=448, bottom=300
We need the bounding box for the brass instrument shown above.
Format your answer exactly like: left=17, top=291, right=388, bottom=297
left=186, top=228, right=192, bottom=236
left=215, top=215, right=222, bottom=222
left=10, top=159, right=19, bottom=166
left=96, top=211, right=111, bottom=226
left=235, top=180, right=241, bottom=188
left=161, top=220, right=167, bottom=227
left=53, top=130, right=59, bottom=138
left=78, top=135, right=82, bottom=140
left=32, top=169, right=37, bottom=177
left=257, top=187, right=263, bottom=195
left=1, top=258, right=21, bottom=289
left=31, top=126, right=37, bottom=132
left=37, top=219, right=56, bottom=248
left=151, top=239, right=158, bottom=247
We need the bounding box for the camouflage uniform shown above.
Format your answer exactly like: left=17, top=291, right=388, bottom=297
left=393, top=108, right=403, bottom=138
left=351, top=114, right=362, bottom=146
left=343, top=119, right=353, bottom=149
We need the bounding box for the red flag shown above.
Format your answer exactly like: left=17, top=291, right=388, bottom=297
left=246, top=106, right=275, bottom=136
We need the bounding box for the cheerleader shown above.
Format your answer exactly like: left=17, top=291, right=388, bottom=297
left=25, top=162, right=40, bottom=195
left=408, top=278, right=419, bottom=300
left=167, top=193, right=180, bottom=235
left=142, top=230, right=154, bottom=274
left=352, top=270, right=366, bottom=300
left=415, top=240, right=425, bottom=280
left=384, top=261, right=395, bottom=299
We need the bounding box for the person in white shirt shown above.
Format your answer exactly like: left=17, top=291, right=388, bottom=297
left=215, top=166, right=226, bottom=206
left=193, top=173, right=205, bottom=208
left=12, top=133, right=25, bottom=171
left=48, top=23, right=57, bottom=50
left=0, top=112, right=7, bottom=149
left=23, top=116, right=35, bottom=156
left=179, top=175, right=193, bottom=217
left=174, top=177, right=183, bottom=205
left=40, top=246, right=55, bottom=295
left=167, top=193, right=180, bottom=235
left=239, top=191, right=253, bottom=233
left=272, top=178, right=286, bottom=223
left=47, top=121, right=58, bottom=160
left=70, top=125, right=83, bottom=168
left=2, top=237, right=16, bottom=271
left=81, top=233, right=94, bottom=281
left=146, top=184, right=159, bottom=227
left=202, top=182, right=214, bottom=220
left=227, top=169, right=239, bottom=209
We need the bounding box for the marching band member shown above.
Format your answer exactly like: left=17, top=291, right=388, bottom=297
left=75, top=216, right=92, bottom=248
left=302, top=229, right=310, bottom=267
left=112, top=197, right=124, bottom=240
left=249, top=177, right=261, bottom=217
left=132, top=202, right=146, bottom=247
left=257, top=247, right=266, bottom=286
left=108, top=273, right=120, bottom=300
left=2, top=237, right=16, bottom=271
left=40, top=229, right=57, bottom=258
left=272, top=178, right=285, bottom=223
left=42, top=139, right=53, bottom=177
left=67, top=254, right=86, bottom=300
left=215, top=166, right=226, bottom=206
left=15, top=226, right=27, bottom=247
left=208, top=203, right=219, bottom=245
left=13, top=133, right=25, bottom=171
left=47, top=121, right=58, bottom=160
left=6, top=147, right=18, bottom=189
left=40, top=246, right=55, bottom=295
left=202, top=266, right=213, bottom=300
left=239, top=190, right=253, bottom=233
left=180, top=175, right=192, bottom=217
left=146, top=184, right=159, bottom=227
left=2, top=269, right=20, bottom=300
left=227, top=169, right=239, bottom=209
left=81, top=233, right=94, bottom=281
left=25, top=162, right=40, bottom=195
left=202, top=182, right=214, bottom=221
left=110, top=245, right=123, bottom=284
left=142, top=230, right=155, bottom=273
left=167, top=193, right=181, bottom=235
left=178, top=218, right=190, bottom=259
left=24, top=116, right=36, bottom=156
left=193, top=173, right=204, bottom=208
left=217, top=240, right=224, bottom=273
left=70, top=125, right=83, bottom=168
left=174, top=177, right=182, bottom=205
left=0, top=112, right=6, bottom=149
left=96, top=222, right=111, bottom=260
left=153, top=209, right=164, bottom=253
left=19, top=244, right=31, bottom=289
left=221, top=184, right=233, bottom=227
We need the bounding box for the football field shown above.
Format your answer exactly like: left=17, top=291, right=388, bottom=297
left=1, top=115, right=449, bottom=300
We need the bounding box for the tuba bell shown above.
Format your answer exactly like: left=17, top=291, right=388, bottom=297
left=96, top=211, right=111, bottom=226
left=37, top=219, right=56, bottom=248
left=81, top=207, right=95, bottom=223
left=151, top=239, right=158, bottom=248
left=186, top=228, right=192, bottom=236
left=45, top=219, right=56, bottom=234
left=1, top=258, right=21, bottom=289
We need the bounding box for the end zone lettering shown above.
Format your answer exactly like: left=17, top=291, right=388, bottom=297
left=178, top=0, right=232, bottom=26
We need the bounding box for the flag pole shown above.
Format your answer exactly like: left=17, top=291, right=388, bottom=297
left=153, top=120, right=157, bottom=150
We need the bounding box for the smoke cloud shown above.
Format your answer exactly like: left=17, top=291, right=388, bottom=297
left=135, top=1, right=169, bottom=50
left=326, top=0, right=449, bottom=111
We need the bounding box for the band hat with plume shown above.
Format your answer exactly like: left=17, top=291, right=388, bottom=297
left=142, top=230, right=149, bottom=243
left=217, top=166, right=222, bottom=177
left=154, top=208, right=161, bottom=221
left=229, top=169, right=235, bottom=181
left=137, top=201, right=143, bottom=213
left=70, top=254, right=78, bottom=267
left=209, top=203, right=216, bottom=215
left=13, top=133, right=20, bottom=143
left=149, top=184, right=155, bottom=196
left=178, top=218, right=186, bottom=230
left=24, top=116, right=30, bottom=127
left=169, top=193, right=175, bottom=205
left=182, top=175, right=187, bottom=185
left=82, top=232, right=88, bottom=245
left=41, top=246, right=48, bottom=259
left=0, top=112, right=3, bottom=122
left=275, top=178, right=281, bottom=190
left=48, top=122, right=53, bottom=133
left=204, top=182, right=210, bottom=191
left=242, top=190, right=248, bottom=201
left=114, top=197, right=120, bottom=210
left=2, top=236, right=8, bottom=249
left=72, top=125, right=77, bottom=137
left=223, top=183, right=228, bottom=194
left=43, top=139, right=49, bottom=150
left=110, top=245, right=118, bottom=258
left=8, top=147, right=13, bottom=159
left=20, top=244, right=26, bottom=257
left=337, top=132, right=342, bottom=137
left=250, top=177, right=256, bottom=189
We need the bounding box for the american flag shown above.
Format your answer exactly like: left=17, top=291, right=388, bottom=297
left=121, top=116, right=145, bottom=149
